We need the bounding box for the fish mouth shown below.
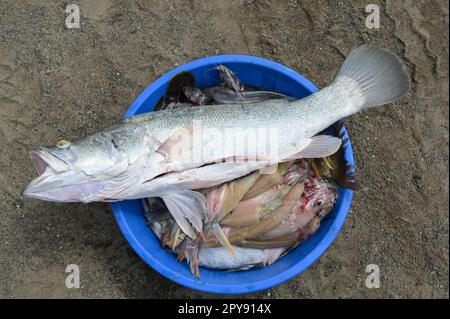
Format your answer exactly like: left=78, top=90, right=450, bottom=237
left=23, top=149, right=96, bottom=202
left=29, top=148, right=71, bottom=175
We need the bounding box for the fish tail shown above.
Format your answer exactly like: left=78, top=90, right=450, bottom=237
left=334, top=44, right=410, bottom=110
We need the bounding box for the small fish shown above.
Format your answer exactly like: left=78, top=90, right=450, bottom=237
left=240, top=218, right=321, bottom=249
left=205, top=170, right=261, bottom=255
left=206, top=171, right=261, bottom=222
left=203, top=182, right=305, bottom=248
left=197, top=245, right=285, bottom=271
left=166, top=101, right=194, bottom=109
left=153, top=71, right=196, bottom=111
left=147, top=209, right=186, bottom=251
left=216, top=65, right=245, bottom=94
left=204, top=86, right=294, bottom=104
left=148, top=214, right=173, bottom=243
left=242, top=161, right=295, bottom=200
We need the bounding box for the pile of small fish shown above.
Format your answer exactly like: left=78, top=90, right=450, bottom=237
left=142, top=65, right=359, bottom=276
left=144, top=158, right=341, bottom=275
left=22, top=45, right=410, bottom=278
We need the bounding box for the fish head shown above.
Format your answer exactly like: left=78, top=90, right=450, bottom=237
left=182, top=86, right=205, bottom=105
left=182, top=86, right=195, bottom=99
left=298, top=178, right=338, bottom=219
left=23, top=124, right=152, bottom=202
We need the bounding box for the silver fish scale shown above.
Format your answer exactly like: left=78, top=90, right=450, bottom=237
left=125, top=83, right=352, bottom=154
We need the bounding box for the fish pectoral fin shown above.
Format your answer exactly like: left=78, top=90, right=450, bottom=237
left=161, top=190, right=206, bottom=239
left=158, top=123, right=269, bottom=169
left=156, top=123, right=221, bottom=167
left=285, top=135, right=342, bottom=159
left=157, top=123, right=198, bottom=163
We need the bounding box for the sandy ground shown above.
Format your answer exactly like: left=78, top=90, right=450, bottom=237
left=0, top=0, right=448, bottom=298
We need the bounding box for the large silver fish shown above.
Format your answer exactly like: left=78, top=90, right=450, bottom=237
left=23, top=45, right=410, bottom=238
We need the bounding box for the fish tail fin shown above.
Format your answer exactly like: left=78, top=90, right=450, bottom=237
left=263, top=248, right=286, bottom=266
left=334, top=44, right=410, bottom=110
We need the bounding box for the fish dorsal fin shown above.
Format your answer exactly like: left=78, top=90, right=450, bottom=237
left=286, top=135, right=342, bottom=159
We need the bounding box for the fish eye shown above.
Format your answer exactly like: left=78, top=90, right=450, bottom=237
left=316, top=200, right=323, bottom=207
left=56, top=139, right=71, bottom=149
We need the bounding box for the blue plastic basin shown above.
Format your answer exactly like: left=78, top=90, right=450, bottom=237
left=111, top=55, right=354, bottom=294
